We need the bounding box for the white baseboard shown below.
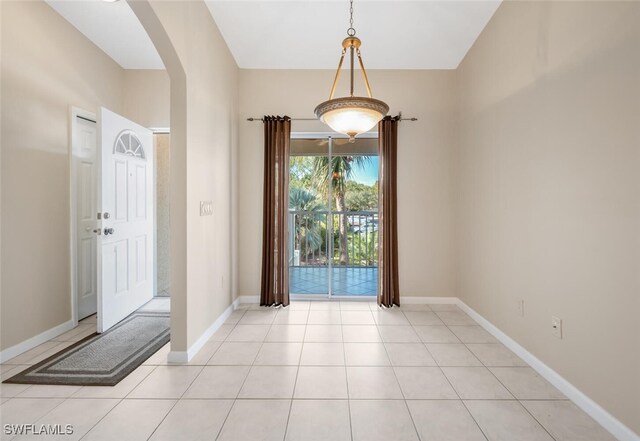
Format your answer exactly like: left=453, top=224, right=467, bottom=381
left=457, top=299, right=639, bottom=441
left=167, top=301, right=237, bottom=363
left=402, top=296, right=458, bottom=304
left=0, top=319, right=75, bottom=363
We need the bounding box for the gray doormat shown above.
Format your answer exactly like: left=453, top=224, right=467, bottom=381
left=4, top=311, right=170, bottom=386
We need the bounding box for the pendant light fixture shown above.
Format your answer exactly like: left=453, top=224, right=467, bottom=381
left=315, top=0, right=389, bottom=143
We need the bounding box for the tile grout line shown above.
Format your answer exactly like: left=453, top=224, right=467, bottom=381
left=440, top=308, right=559, bottom=441
left=136, top=307, right=247, bottom=441
left=76, top=398, right=125, bottom=441
left=73, top=356, right=162, bottom=440
left=184, top=305, right=249, bottom=440
left=211, top=307, right=249, bottom=441
left=514, top=399, right=560, bottom=441
left=444, top=312, right=558, bottom=440
left=282, top=302, right=310, bottom=441
left=379, top=306, right=423, bottom=441
left=413, top=307, right=494, bottom=441
left=9, top=395, right=75, bottom=440
left=339, top=303, right=355, bottom=441
left=93, top=306, right=244, bottom=441
left=212, top=309, right=258, bottom=440
left=2, top=302, right=581, bottom=441
left=457, top=397, right=492, bottom=441
left=142, top=363, right=206, bottom=441
left=447, top=320, right=556, bottom=440
left=430, top=309, right=492, bottom=441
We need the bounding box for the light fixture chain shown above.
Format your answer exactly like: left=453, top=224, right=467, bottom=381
left=350, top=0, right=353, bottom=29
left=314, top=0, right=389, bottom=142
left=347, top=0, right=356, bottom=36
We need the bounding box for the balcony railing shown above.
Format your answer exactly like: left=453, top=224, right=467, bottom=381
left=288, top=210, right=378, bottom=268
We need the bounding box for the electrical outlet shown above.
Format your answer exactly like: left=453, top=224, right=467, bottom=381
left=551, top=316, right=562, bottom=339
left=516, top=299, right=525, bottom=317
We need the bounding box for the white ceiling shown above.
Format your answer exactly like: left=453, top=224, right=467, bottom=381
left=45, top=0, right=501, bottom=71
left=45, top=0, right=164, bottom=69
left=206, top=0, right=502, bottom=69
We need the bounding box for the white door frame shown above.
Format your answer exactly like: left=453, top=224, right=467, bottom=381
left=69, top=106, right=97, bottom=327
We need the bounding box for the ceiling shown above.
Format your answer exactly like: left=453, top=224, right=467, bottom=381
left=45, top=0, right=164, bottom=69
left=206, top=0, right=501, bottom=69
left=46, top=0, right=501, bottom=71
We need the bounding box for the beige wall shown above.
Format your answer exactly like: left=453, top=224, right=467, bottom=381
left=124, top=70, right=170, bottom=129
left=131, top=0, right=239, bottom=352
left=0, top=1, right=169, bottom=351
left=0, top=1, right=125, bottom=350
left=238, top=69, right=456, bottom=299
left=456, top=1, right=640, bottom=433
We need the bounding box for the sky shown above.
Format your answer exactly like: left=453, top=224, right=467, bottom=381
left=350, top=156, right=379, bottom=186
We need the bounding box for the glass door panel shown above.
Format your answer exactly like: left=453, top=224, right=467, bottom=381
left=289, top=136, right=378, bottom=297
left=289, top=139, right=329, bottom=295
left=330, top=145, right=379, bottom=296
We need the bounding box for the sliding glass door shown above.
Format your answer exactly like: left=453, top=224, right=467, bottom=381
left=289, top=137, right=330, bottom=295
left=288, top=135, right=378, bottom=298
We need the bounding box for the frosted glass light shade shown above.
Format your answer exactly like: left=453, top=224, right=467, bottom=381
left=315, top=97, right=389, bottom=142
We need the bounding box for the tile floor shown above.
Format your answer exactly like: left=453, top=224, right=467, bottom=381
left=0, top=301, right=616, bottom=441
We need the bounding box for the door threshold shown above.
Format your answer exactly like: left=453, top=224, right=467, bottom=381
left=290, top=294, right=376, bottom=302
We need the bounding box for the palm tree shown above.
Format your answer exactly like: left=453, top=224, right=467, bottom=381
left=311, top=155, right=371, bottom=265
left=289, top=187, right=324, bottom=212
left=289, top=187, right=325, bottom=262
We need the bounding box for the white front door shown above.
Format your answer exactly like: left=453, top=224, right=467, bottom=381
left=97, top=107, right=154, bottom=333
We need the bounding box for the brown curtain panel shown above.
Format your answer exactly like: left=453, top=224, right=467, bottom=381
left=378, top=116, right=400, bottom=307
left=260, top=116, right=291, bottom=307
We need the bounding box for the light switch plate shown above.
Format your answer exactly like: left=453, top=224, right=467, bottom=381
left=200, top=201, right=213, bottom=216
left=551, top=316, right=562, bottom=339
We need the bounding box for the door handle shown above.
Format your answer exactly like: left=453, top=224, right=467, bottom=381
left=93, top=229, right=101, bottom=235
left=104, top=228, right=114, bottom=235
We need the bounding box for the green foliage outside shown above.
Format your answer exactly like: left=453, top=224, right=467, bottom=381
left=289, top=155, right=378, bottom=267
left=345, top=180, right=378, bottom=211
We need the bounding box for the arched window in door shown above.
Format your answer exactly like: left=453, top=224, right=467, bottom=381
left=114, top=130, right=146, bottom=159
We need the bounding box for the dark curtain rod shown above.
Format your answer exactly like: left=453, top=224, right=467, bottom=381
left=246, top=115, right=418, bottom=122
